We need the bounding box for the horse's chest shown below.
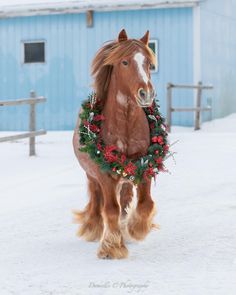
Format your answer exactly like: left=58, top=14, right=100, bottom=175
left=103, top=106, right=150, bottom=158
left=128, top=138, right=150, bottom=158
left=115, top=135, right=150, bottom=158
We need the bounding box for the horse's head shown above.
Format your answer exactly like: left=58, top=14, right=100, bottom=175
left=111, top=29, right=156, bottom=107
left=92, top=29, right=156, bottom=107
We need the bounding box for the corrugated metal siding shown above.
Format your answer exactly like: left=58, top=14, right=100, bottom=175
left=200, top=0, right=236, bottom=121
left=0, top=7, right=193, bottom=130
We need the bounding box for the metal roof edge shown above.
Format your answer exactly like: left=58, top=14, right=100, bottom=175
left=0, top=1, right=199, bottom=19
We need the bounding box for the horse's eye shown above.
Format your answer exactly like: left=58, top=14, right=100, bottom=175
left=122, top=60, right=128, bottom=66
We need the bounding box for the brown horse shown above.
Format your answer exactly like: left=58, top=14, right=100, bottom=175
left=73, top=29, right=157, bottom=259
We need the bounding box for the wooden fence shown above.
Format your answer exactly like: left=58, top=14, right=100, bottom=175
left=166, top=82, right=213, bottom=132
left=0, top=91, right=46, bottom=156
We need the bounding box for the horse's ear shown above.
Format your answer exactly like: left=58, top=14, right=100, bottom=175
left=118, top=29, right=128, bottom=42
left=140, top=30, right=150, bottom=45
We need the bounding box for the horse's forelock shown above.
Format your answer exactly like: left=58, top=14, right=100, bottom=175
left=91, top=39, right=156, bottom=104
left=104, top=39, right=155, bottom=66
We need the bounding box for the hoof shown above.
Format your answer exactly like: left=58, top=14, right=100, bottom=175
left=97, top=231, right=128, bottom=259
left=97, top=244, right=128, bottom=259
left=128, top=209, right=157, bottom=241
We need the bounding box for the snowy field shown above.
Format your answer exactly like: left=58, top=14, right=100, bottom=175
left=0, top=114, right=236, bottom=295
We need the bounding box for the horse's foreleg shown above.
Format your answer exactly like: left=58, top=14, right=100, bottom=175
left=128, top=179, right=157, bottom=240
left=120, top=183, right=134, bottom=215
left=97, top=175, right=128, bottom=259
left=74, top=174, right=104, bottom=241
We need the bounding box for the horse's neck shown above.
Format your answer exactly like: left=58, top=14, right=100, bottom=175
left=102, top=79, right=150, bottom=158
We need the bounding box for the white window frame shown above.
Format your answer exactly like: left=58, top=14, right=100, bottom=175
left=148, top=39, right=158, bottom=73
left=21, top=40, right=46, bottom=64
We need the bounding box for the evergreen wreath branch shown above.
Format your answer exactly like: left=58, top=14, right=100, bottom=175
left=78, top=93, right=170, bottom=184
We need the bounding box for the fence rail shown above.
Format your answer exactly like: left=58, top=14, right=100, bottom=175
left=166, top=82, right=213, bottom=132
left=0, top=130, right=46, bottom=143
left=167, top=83, right=213, bottom=90
left=0, top=91, right=46, bottom=156
left=0, top=97, right=46, bottom=106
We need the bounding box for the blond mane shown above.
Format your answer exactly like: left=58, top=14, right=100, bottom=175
left=91, top=39, right=156, bottom=104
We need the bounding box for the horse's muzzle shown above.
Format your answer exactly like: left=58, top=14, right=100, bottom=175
left=136, top=88, right=156, bottom=107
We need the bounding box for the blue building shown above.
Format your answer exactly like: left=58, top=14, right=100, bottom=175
left=0, top=0, right=235, bottom=130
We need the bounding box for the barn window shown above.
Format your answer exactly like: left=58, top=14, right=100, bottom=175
left=23, top=41, right=45, bottom=63
left=148, top=40, right=158, bottom=72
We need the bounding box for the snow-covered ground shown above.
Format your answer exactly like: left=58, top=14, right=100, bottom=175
left=0, top=115, right=236, bottom=295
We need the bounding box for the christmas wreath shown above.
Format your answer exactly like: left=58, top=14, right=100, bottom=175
left=78, top=93, right=169, bottom=184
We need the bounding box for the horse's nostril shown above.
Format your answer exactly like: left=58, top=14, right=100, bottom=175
left=138, top=88, right=146, bottom=99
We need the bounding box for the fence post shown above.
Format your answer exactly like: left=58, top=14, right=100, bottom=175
left=166, top=83, right=172, bottom=132
left=194, top=81, right=202, bottom=130
left=29, top=91, right=36, bottom=156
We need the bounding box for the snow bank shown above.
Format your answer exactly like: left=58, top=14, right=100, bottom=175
left=172, top=113, right=236, bottom=133
left=201, top=113, right=236, bottom=133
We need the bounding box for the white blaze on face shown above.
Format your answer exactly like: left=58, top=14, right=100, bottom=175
left=133, top=52, right=149, bottom=84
